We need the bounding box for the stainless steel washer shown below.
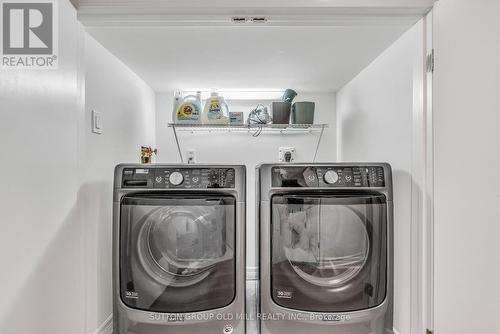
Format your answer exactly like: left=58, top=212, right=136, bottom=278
left=257, top=163, right=393, bottom=334
left=113, top=164, right=246, bottom=334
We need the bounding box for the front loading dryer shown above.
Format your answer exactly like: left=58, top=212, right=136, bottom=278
left=113, top=164, right=246, bottom=334
left=257, top=163, right=393, bottom=334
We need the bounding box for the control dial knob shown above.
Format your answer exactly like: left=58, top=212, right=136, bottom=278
left=169, top=172, right=184, bottom=186
left=324, top=170, right=339, bottom=184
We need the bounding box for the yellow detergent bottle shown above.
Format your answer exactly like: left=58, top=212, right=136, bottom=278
left=201, top=90, right=229, bottom=124
left=173, top=91, right=202, bottom=124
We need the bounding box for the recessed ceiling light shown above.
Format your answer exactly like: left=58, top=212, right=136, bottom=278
left=231, top=17, right=248, bottom=24
left=251, top=17, right=268, bottom=24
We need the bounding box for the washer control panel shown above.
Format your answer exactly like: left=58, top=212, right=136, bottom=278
left=272, top=166, right=385, bottom=188
left=122, top=167, right=236, bottom=189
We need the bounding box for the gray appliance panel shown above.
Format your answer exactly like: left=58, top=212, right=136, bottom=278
left=272, top=166, right=386, bottom=188
left=121, top=167, right=236, bottom=189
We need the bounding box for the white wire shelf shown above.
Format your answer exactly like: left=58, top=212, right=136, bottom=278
left=168, top=123, right=328, bottom=133
left=168, top=123, right=328, bottom=163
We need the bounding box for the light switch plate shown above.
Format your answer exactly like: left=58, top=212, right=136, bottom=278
left=92, top=110, right=102, bottom=134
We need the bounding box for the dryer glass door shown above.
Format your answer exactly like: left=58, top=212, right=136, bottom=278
left=271, top=193, right=387, bottom=312
left=120, top=193, right=236, bottom=312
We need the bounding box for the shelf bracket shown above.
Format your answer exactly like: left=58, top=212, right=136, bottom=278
left=312, top=126, right=325, bottom=162
left=171, top=125, right=184, bottom=163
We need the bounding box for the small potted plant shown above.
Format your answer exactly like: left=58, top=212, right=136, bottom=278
left=141, top=146, right=157, bottom=164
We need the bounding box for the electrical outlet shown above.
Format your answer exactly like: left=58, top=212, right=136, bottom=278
left=279, top=147, right=296, bottom=163
left=186, top=149, right=196, bottom=164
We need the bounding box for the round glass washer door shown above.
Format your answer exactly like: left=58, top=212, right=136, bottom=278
left=284, top=205, right=370, bottom=288
left=137, top=206, right=233, bottom=287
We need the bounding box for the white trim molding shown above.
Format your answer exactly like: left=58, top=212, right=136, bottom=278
left=422, top=9, right=434, bottom=334
left=410, top=10, right=434, bottom=334
left=72, top=0, right=435, bottom=14
left=77, top=13, right=425, bottom=27
left=71, top=0, right=435, bottom=27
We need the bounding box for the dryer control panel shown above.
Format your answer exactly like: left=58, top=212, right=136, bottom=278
left=272, top=166, right=385, bottom=188
left=122, top=167, right=236, bottom=189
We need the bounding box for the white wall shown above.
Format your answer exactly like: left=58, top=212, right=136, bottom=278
left=80, top=33, right=156, bottom=333
left=0, top=1, right=83, bottom=333
left=336, top=22, right=423, bottom=334
left=433, top=1, right=500, bottom=333
left=0, top=1, right=156, bottom=333
left=155, top=92, right=336, bottom=270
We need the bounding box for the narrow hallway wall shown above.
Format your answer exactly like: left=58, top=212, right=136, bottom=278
left=80, top=33, right=156, bottom=333
left=0, top=1, right=83, bottom=333
left=336, top=21, right=424, bottom=334
left=0, top=2, right=157, bottom=333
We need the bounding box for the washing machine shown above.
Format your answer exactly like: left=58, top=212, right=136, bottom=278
left=257, top=163, right=393, bottom=334
left=113, top=164, right=246, bottom=334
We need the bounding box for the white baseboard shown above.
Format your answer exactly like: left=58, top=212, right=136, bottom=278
left=93, top=314, right=113, bottom=334
left=393, top=328, right=400, bottom=334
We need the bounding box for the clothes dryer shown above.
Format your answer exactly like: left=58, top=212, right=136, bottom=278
left=257, top=163, right=393, bottom=334
left=113, top=164, right=246, bottom=334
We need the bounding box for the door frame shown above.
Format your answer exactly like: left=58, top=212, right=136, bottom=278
left=76, top=6, right=437, bottom=333
left=410, top=10, right=434, bottom=334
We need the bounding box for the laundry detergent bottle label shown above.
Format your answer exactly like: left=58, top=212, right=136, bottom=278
left=177, top=102, right=200, bottom=121
left=207, top=98, right=223, bottom=119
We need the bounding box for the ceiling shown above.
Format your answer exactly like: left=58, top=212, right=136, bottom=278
left=85, top=24, right=413, bottom=93
left=77, top=0, right=432, bottom=93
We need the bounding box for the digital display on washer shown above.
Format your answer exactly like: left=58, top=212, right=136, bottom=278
left=122, top=168, right=236, bottom=188
left=272, top=166, right=385, bottom=187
